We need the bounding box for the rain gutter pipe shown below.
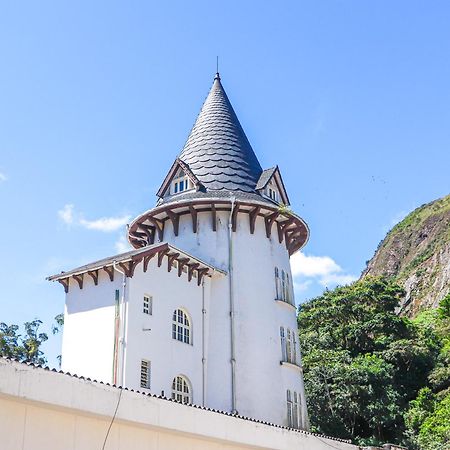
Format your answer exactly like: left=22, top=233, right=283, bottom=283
left=228, top=196, right=237, bottom=414
left=113, top=261, right=128, bottom=387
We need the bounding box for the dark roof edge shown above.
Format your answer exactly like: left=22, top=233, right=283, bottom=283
left=47, top=242, right=226, bottom=281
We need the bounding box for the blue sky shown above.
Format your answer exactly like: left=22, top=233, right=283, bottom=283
left=1, top=1, right=449, bottom=367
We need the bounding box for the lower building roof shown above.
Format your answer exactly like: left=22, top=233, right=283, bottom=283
left=47, top=242, right=226, bottom=293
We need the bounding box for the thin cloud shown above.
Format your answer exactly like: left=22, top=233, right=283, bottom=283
left=58, top=204, right=75, bottom=225
left=58, top=204, right=131, bottom=232
left=79, top=216, right=131, bottom=232
left=293, top=280, right=313, bottom=293
left=319, top=273, right=357, bottom=288
left=291, top=251, right=357, bottom=292
left=0, top=172, right=8, bottom=182
left=115, top=235, right=132, bottom=253
left=291, top=252, right=341, bottom=277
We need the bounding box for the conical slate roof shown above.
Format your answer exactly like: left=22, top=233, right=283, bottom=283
left=178, top=74, right=263, bottom=193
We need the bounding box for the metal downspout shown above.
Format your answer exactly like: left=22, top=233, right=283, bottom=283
left=228, top=196, right=237, bottom=414
left=113, top=261, right=128, bottom=387
left=201, top=278, right=206, bottom=407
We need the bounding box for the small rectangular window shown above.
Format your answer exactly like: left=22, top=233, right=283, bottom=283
left=287, top=390, right=293, bottom=427
left=280, top=326, right=287, bottom=362
left=143, top=295, right=152, bottom=315
left=293, top=391, right=299, bottom=428
left=140, top=360, right=151, bottom=389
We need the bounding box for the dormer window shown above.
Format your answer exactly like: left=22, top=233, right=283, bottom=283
left=256, top=167, right=290, bottom=206
left=265, top=181, right=279, bottom=203
left=267, top=186, right=278, bottom=202
left=171, top=169, right=193, bottom=195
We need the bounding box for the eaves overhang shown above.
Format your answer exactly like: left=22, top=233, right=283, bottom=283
left=47, top=242, right=226, bottom=293
left=127, top=196, right=310, bottom=257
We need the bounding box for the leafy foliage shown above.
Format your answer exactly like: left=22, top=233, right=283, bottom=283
left=0, top=319, right=48, bottom=364
left=403, top=296, right=450, bottom=449
left=298, top=277, right=438, bottom=446
left=0, top=314, right=64, bottom=365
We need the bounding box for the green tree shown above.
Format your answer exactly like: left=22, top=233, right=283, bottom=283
left=404, top=296, right=450, bottom=449
left=0, top=314, right=64, bottom=365
left=298, top=277, right=435, bottom=446
left=0, top=319, right=48, bottom=364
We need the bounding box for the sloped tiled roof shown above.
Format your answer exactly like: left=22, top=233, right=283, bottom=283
left=177, top=73, right=263, bottom=193
left=255, top=167, right=277, bottom=190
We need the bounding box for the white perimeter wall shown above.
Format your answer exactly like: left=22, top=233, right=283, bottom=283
left=0, top=359, right=358, bottom=450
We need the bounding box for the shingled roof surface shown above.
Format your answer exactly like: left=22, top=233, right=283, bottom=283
left=178, top=74, right=263, bottom=193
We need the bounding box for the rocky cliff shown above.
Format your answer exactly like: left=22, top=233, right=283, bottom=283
left=363, top=194, right=450, bottom=317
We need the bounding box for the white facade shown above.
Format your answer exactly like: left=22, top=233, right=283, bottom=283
left=51, top=73, right=311, bottom=431
left=60, top=209, right=307, bottom=427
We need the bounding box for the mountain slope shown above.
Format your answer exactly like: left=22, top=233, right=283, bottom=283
left=363, top=194, right=450, bottom=317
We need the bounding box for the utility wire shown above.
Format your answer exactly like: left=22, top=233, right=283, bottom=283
left=101, top=387, right=123, bottom=450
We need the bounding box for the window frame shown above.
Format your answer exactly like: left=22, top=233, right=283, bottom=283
left=281, top=327, right=298, bottom=365
left=275, top=267, right=295, bottom=306
left=143, top=295, right=152, bottom=315
left=172, top=308, right=192, bottom=345
left=171, top=375, right=192, bottom=404
left=287, top=389, right=293, bottom=427
left=287, top=389, right=302, bottom=429
left=140, top=359, right=151, bottom=389
left=171, top=169, right=193, bottom=195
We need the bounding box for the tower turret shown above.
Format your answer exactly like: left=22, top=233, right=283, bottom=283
left=50, top=73, right=310, bottom=431
left=127, top=74, right=310, bottom=428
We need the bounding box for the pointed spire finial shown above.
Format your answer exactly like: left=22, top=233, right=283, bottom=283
left=215, top=56, right=220, bottom=81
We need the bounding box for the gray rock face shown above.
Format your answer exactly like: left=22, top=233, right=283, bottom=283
left=363, top=195, right=450, bottom=317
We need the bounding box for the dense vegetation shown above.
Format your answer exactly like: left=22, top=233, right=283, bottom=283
left=298, top=277, right=450, bottom=449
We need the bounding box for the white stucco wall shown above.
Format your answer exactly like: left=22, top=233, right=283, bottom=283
left=59, top=207, right=307, bottom=429
left=124, top=257, right=210, bottom=405
left=161, top=209, right=307, bottom=427
left=62, top=270, right=123, bottom=383
left=0, top=359, right=357, bottom=450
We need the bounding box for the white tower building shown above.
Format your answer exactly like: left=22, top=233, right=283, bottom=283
left=49, top=73, right=310, bottom=430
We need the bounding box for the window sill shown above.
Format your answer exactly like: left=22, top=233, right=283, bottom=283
left=172, top=338, right=193, bottom=347
left=275, top=299, right=296, bottom=310
left=280, top=361, right=303, bottom=372
left=168, top=188, right=195, bottom=197
left=262, top=194, right=280, bottom=205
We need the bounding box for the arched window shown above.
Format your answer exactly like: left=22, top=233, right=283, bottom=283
left=172, top=375, right=191, bottom=404
left=172, top=308, right=191, bottom=344
left=266, top=180, right=279, bottom=202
